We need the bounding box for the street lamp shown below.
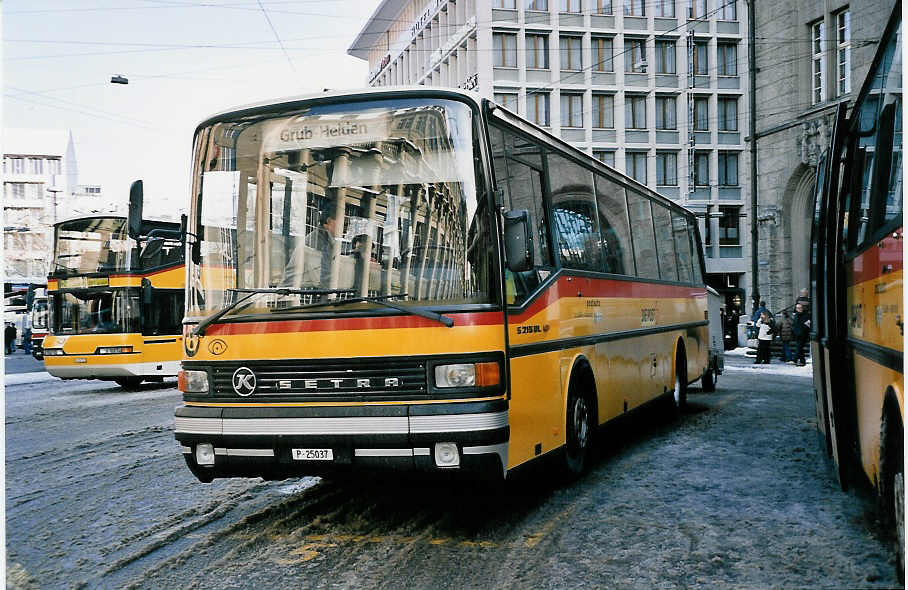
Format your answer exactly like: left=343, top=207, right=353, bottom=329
left=110, top=74, right=129, bottom=85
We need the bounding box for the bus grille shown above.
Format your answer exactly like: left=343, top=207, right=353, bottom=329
left=209, top=359, right=428, bottom=399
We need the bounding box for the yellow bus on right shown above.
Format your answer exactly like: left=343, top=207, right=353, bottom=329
left=810, top=1, right=903, bottom=579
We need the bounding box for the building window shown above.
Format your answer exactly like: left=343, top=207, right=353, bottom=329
left=560, top=0, right=580, bottom=12
left=655, top=0, right=675, bottom=18
left=718, top=97, right=738, bottom=131
left=655, top=96, right=677, bottom=129
left=560, top=36, right=582, bottom=71
left=625, top=39, right=646, bottom=73
left=718, top=151, right=739, bottom=186
left=655, top=40, right=676, bottom=74
left=812, top=20, right=826, bottom=104
left=624, top=0, right=645, bottom=16
left=625, top=95, right=647, bottom=129
left=495, top=0, right=517, bottom=7
left=693, top=42, right=708, bottom=75
left=694, top=151, right=710, bottom=186
left=28, top=158, right=43, bottom=174
left=10, top=158, right=25, bottom=174
left=560, top=93, right=583, bottom=127
left=837, top=10, right=851, bottom=96
left=717, top=43, right=737, bottom=76
left=26, top=183, right=41, bottom=199
left=718, top=206, right=740, bottom=245
left=593, top=94, right=615, bottom=128
left=626, top=152, right=648, bottom=183
left=528, top=92, right=550, bottom=126
left=594, top=150, right=616, bottom=167
left=493, top=33, right=517, bottom=67
left=494, top=92, right=518, bottom=112
left=594, top=0, right=613, bottom=14
left=656, top=152, right=678, bottom=186
left=718, top=0, right=736, bottom=20
left=688, top=0, right=707, bottom=18
left=526, top=0, right=548, bottom=9
left=527, top=34, right=550, bottom=69
left=694, top=96, right=709, bottom=130
left=592, top=37, right=614, bottom=72
left=48, top=159, right=61, bottom=175
left=8, top=183, right=25, bottom=199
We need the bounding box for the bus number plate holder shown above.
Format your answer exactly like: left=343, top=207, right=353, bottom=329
left=292, top=448, right=333, bottom=461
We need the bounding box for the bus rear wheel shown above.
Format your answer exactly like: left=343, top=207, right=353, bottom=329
left=701, top=365, right=716, bottom=392
left=672, top=352, right=688, bottom=411
left=115, top=377, right=144, bottom=390
left=563, top=384, right=594, bottom=478
left=881, top=409, right=904, bottom=582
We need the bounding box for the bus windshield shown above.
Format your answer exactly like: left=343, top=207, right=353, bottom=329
left=51, top=288, right=141, bottom=335
left=31, top=299, right=48, bottom=331
left=54, top=218, right=133, bottom=275
left=189, top=97, right=493, bottom=319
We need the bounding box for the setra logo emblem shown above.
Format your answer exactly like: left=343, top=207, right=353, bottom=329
left=208, top=339, right=227, bottom=355
left=232, top=367, right=257, bottom=396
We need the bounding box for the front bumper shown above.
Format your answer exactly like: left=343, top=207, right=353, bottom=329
left=175, top=399, right=509, bottom=481
left=45, top=359, right=180, bottom=379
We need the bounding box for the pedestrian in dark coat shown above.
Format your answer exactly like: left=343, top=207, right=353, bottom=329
left=5, top=323, right=17, bottom=354
left=791, top=303, right=810, bottom=366
left=779, top=311, right=793, bottom=362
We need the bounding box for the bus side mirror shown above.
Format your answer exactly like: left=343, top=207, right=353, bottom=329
left=128, top=180, right=144, bottom=239
left=503, top=209, right=534, bottom=273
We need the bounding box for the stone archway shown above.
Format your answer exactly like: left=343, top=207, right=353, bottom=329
left=784, top=165, right=817, bottom=309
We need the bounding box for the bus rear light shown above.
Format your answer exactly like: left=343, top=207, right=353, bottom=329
left=178, top=369, right=209, bottom=393
left=43, top=348, right=65, bottom=356
left=434, top=362, right=500, bottom=388
left=97, top=346, right=133, bottom=355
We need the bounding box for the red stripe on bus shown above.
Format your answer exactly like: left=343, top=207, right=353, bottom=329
left=206, top=311, right=506, bottom=335
left=510, top=276, right=706, bottom=322
left=847, top=232, right=904, bottom=286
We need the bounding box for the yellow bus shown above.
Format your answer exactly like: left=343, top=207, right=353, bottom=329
left=810, top=4, right=903, bottom=578
left=43, top=209, right=185, bottom=389
left=175, top=89, right=710, bottom=483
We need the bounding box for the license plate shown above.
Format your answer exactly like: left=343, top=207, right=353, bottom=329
left=292, top=448, right=333, bottom=461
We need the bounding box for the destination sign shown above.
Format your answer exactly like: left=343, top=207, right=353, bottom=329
left=264, top=116, right=389, bottom=152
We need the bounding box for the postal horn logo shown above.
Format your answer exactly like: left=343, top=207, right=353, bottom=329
left=208, top=339, right=227, bottom=355
left=232, top=367, right=257, bottom=396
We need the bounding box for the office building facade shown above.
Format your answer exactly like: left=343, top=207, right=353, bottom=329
left=350, top=0, right=752, bottom=314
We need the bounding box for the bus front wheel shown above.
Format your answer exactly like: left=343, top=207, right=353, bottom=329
left=673, top=351, right=688, bottom=411
left=880, top=408, right=904, bottom=582
left=563, top=380, right=594, bottom=478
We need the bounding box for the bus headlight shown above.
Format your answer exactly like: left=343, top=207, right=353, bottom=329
left=43, top=348, right=65, bottom=356
left=96, top=346, right=134, bottom=354
left=433, top=362, right=500, bottom=388
left=178, top=369, right=209, bottom=393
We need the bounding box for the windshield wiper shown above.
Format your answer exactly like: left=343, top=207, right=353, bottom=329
left=193, top=287, right=353, bottom=336
left=274, top=293, right=454, bottom=328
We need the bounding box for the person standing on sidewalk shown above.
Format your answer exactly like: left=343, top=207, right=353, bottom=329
left=779, top=311, right=793, bottom=362
left=791, top=303, right=810, bottom=366
left=754, top=311, right=774, bottom=364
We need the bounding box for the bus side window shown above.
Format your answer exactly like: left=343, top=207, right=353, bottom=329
left=594, top=174, right=635, bottom=276
left=625, top=191, right=660, bottom=280
left=672, top=209, right=694, bottom=284
left=651, top=203, right=678, bottom=282
left=547, top=153, right=601, bottom=272
left=489, top=125, right=553, bottom=305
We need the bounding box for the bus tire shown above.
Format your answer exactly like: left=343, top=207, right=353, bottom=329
left=880, top=406, right=904, bottom=582
left=115, top=377, right=144, bottom=390
left=673, top=346, right=688, bottom=411
left=701, top=365, right=716, bottom=392
left=563, top=371, right=595, bottom=478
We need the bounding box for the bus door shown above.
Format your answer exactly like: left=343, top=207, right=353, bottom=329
left=822, top=103, right=856, bottom=487
left=810, top=152, right=832, bottom=455
left=488, top=122, right=566, bottom=467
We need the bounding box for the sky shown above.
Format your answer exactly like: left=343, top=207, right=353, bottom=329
left=3, top=0, right=385, bottom=220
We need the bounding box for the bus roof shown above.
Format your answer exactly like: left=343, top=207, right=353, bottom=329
left=194, top=86, right=484, bottom=132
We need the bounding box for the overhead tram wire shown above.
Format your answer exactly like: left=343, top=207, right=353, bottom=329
left=256, top=0, right=298, bottom=76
